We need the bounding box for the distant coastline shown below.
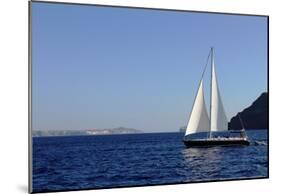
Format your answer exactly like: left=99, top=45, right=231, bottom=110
left=34, top=92, right=268, bottom=137
left=33, top=127, right=142, bottom=137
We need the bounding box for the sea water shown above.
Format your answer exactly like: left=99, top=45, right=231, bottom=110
left=32, top=129, right=268, bottom=193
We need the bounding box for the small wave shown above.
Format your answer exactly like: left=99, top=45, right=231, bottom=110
left=252, top=141, right=267, bottom=146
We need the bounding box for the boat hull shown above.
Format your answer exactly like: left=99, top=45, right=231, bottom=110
left=183, top=139, right=250, bottom=147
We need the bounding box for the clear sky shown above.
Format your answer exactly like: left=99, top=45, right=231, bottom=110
left=31, top=2, right=268, bottom=132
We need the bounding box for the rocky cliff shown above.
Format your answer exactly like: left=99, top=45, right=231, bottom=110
left=228, top=92, right=268, bottom=130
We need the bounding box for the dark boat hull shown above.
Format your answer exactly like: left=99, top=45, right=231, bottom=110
left=183, top=139, right=250, bottom=147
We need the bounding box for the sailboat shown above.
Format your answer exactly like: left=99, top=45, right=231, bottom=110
left=183, top=48, right=249, bottom=147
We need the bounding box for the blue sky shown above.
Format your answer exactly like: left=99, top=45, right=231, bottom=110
left=32, top=2, right=268, bottom=132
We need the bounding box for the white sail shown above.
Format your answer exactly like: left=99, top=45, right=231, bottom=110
left=185, top=80, right=210, bottom=136
left=210, top=53, right=228, bottom=132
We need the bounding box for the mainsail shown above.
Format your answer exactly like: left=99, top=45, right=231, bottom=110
left=185, top=80, right=210, bottom=136
left=210, top=52, right=228, bottom=132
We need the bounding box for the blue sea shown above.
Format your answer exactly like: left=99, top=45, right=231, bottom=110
left=32, top=130, right=268, bottom=193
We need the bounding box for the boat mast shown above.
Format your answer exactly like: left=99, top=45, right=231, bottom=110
left=209, top=47, right=213, bottom=139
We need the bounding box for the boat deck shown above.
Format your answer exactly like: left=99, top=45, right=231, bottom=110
left=183, top=137, right=250, bottom=147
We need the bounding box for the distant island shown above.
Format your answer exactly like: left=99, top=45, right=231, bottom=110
left=179, top=126, right=186, bottom=133
left=179, top=92, right=268, bottom=132
left=33, top=127, right=143, bottom=137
